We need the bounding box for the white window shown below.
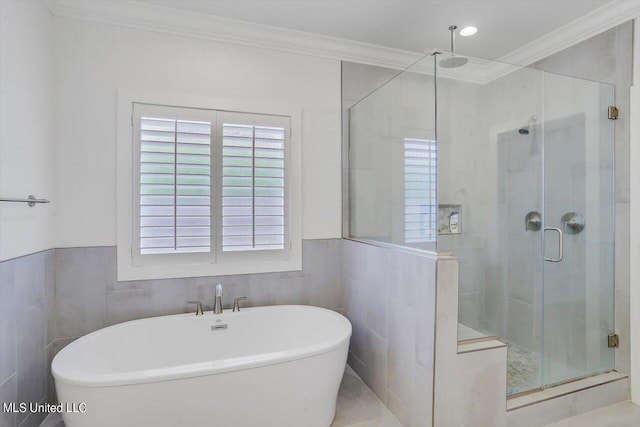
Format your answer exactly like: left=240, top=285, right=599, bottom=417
left=220, top=116, right=286, bottom=253
left=404, top=138, right=437, bottom=243
left=117, top=95, right=301, bottom=280
left=137, top=111, right=213, bottom=257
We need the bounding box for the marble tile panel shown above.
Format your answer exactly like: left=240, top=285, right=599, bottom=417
left=365, top=328, right=387, bottom=401
left=410, top=365, right=433, bottom=427
left=0, top=374, right=17, bottom=427
left=435, top=258, right=458, bottom=317
left=16, top=304, right=44, bottom=426
left=386, top=297, right=416, bottom=406
left=0, top=259, right=17, bottom=384
left=18, top=404, right=47, bottom=427
left=55, top=248, right=109, bottom=338
left=43, top=251, right=56, bottom=347
left=104, top=289, right=151, bottom=326
left=14, top=252, right=45, bottom=310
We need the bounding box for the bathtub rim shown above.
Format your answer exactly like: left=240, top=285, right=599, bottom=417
left=52, top=305, right=351, bottom=388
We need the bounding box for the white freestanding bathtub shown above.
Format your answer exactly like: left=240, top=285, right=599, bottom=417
left=52, top=305, right=351, bottom=427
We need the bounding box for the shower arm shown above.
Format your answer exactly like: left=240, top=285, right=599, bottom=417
left=449, top=25, right=458, bottom=56
left=449, top=25, right=457, bottom=56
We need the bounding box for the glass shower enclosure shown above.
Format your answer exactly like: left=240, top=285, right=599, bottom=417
left=347, top=51, right=615, bottom=396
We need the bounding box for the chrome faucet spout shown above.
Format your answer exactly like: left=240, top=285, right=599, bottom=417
left=213, top=283, right=223, bottom=314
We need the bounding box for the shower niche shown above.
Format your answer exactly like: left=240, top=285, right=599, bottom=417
left=438, top=204, right=462, bottom=235
left=347, top=48, right=616, bottom=397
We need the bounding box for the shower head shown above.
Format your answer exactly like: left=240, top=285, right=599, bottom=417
left=440, top=56, right=469, bottom=69
left=519, top=115, right=538, bottom=135
left=439, top=25, right=468, bottom=69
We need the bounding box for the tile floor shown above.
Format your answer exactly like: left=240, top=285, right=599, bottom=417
left=331, top=365, right=403, bottom=427
left=40, top=365, right=401, bottom=427
left=39, top=413, right=64, bottom=427
left=544, top=401, right=640, bottom=427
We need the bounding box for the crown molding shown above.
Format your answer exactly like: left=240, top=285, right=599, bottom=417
left=498, top=0, right=640, bottom=68
left=44, top=0, right=640, bottom=85
left=483, top=0, right=640, bottom=83
left=43, top=0, right=423, bottom=71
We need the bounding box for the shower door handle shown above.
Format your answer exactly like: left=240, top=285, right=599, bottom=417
left=543, top=227, right=563, bottom=263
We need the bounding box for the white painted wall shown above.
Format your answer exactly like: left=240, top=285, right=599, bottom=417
left=0, top=0, right=55, bottom=261
left=53, top=16, right=342, bottom=248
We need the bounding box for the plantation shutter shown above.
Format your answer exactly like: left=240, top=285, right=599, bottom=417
left=133, top=105, right=289, bottom=265
left=138, top=114, right=212, bottom=255
left=404, top=138, right=437, bottom=243
left=222, top=120, right=286, bottom=252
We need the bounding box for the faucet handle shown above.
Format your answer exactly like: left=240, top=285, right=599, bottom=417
left=187, top=300, right=204, bottom=316
left=233, top=297, right=248, bottom=312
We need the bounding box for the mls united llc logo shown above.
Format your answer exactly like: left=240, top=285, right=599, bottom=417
left=3, top=402, right=87, bottom=414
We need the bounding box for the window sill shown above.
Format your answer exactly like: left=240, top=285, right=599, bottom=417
left=116, top=248, right=302, bottom=281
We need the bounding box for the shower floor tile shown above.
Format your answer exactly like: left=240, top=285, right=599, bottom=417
left=506, top=341, right=540, bottom=396
left=40, top=365, right=401, bottom=427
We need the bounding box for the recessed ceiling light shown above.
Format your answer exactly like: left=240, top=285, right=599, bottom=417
left=459, top=26, right=478, bottom=37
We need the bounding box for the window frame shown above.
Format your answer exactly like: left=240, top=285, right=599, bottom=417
left=117, top=89, right=302, bottom=281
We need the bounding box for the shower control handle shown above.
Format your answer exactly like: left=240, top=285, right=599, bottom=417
left=561, top=212, right=585, bottom=234
left=525, top=211, right=542, bottom=231
left=543, top=227, right=564, bottom=263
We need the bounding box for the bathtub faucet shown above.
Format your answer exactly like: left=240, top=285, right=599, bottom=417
left=233, top=296, right=248, bottom=312
left=213, top=283, right=223, bottom=314
left=187, top=300, right=204, bottom=316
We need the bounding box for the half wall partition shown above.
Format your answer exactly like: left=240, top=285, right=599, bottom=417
left=347, top=51, right=616, bottom=396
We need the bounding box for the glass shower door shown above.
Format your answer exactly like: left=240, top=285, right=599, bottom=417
left=425, top=50, right=615, bottom=395
left=541, top=72, right=616, bottom=387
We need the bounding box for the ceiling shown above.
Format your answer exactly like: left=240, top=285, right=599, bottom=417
left=135, top=0, right=612, bottom=60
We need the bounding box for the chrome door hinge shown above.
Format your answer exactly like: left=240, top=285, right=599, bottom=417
left=608, top=333, right=619, bottom=348
left=608, top=106, right=619, bottom=120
